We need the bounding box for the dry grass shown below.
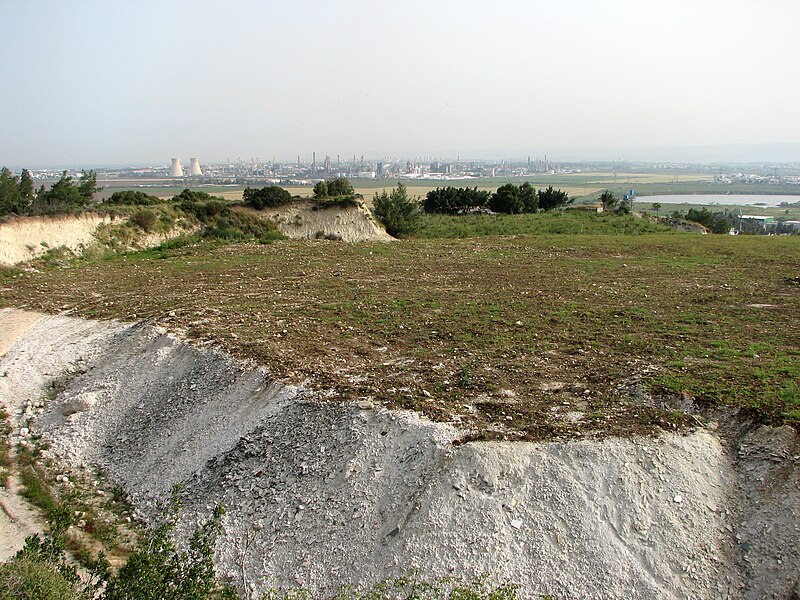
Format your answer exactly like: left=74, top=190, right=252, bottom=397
left=2, top=230, right=798, bottom=441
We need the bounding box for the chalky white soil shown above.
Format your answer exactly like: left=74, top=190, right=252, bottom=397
left=242, top=201, right=393, bottom=242
left=0, top=308, right=797, bottom=598
left=0, top=213, right=112, bottom=265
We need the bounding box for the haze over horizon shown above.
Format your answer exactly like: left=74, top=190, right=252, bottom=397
left=2, top=0, right=799, bottom=168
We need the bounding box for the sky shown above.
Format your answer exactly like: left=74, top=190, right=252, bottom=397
left=1, top=0, right=799, bottom=168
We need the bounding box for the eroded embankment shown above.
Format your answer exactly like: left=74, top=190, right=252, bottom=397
left=0, top=213, right=195, bottom=266
left=0, top=213, right=113, bottom=265
left=243, top=201, right=393, bottom=242
left=0, top=309, right=798, bottom=599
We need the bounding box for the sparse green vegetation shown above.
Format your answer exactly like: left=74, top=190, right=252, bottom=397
left=373, top=183, right=422, bottom=237
left=2, top=233, right=797, bottom=436
left=0, top=411, right=12, bottom=488
left=416, top=211, right=675, bottom=238
left=105, top=190, right=164, bottom=206
left=243, top=186, right=293, bottom=209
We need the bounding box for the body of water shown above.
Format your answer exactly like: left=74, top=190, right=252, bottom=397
left=638, top=194, right=800, bottom=207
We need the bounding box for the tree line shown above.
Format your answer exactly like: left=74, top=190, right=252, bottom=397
left=423, top=183, right=572, bottom=215
left=0, top=168, right=100, bottom=216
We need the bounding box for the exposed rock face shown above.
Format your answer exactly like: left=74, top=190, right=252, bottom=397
left=0, top=213, right=196, bottom=265
left=241, top=201, right=393, bottom=242
left=1, top=308, right=798, bottom=599
left=0, top=213, right=112, bottom=265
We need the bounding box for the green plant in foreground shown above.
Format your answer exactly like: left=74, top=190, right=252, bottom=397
left=104, top=488, right=227, bottom=600
left=373, top=183, right=421, bottom=238
left=0, top=505, right=109, bottom=600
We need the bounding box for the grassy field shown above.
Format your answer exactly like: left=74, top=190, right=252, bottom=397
left=416, top=212, right=677, bottom=238
left=2, top=223, right=798, bottom=440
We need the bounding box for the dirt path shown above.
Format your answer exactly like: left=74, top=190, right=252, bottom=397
left=0, top=309, right=40, bottom=357
left=0, top=475, right=44, bottom=561
left=0, top=309, right=45, bottom=561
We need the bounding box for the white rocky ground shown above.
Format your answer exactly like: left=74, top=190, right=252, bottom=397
left=0, top=308, right=797, bottom=598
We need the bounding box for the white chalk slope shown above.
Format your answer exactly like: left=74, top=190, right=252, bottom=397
left=0, top=309, right=797, bottom=598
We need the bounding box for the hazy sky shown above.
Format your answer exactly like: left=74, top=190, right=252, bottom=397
left=1, top=0, right=799, bottom=167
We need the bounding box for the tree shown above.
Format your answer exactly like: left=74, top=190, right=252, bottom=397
left=489, top=183, right=524, bottom=214
left=373, top=183, right=421, bottom=237
left=312, top=180, right=329, bottom=199
left=242, top=186, right=292, bottom=209
left=19, top=169, right=35, bottom=204
left=37, top=171, right=84, bottom=209
left=520, top=182, right=538, bottom=212
left=538, top=185, right=572, bottom=211
left=599, top=190, right=618, bottom=212
left=685, top=207, right=732, bottom=234
left=423, top=186, right=490, bottom=214
left=652, top=202, right=662, bottom=218
left=0, top=167, right=23, bottom=215
left=325, top=177, right=354, bottom=197
left=78, top=170, right=100, bottom=202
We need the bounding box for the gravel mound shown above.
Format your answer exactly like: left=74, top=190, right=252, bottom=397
left=1, top=309, right=798, bottom=598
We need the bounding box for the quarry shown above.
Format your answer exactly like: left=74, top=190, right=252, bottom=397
left=0, top=208, right=798, bottom=598
left=1, top=309, right=798, bottom=598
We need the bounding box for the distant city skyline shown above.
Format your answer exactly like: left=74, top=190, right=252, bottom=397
left=2, top=1, right=798, bottom=168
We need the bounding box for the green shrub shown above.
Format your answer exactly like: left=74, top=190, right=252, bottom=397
left=130, top=209, right=158, bottom=232
left=0, top=554, right=83, bottom=600
left=314, top=177, right=353, bottom=198
left=373, top=184, right=421, bottom=238
left=106, top=190, right=163, bottom=206
left=243, top=186, right=293, bottom=209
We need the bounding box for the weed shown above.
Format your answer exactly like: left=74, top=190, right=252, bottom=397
left=0, top=410, right=11, bottom=488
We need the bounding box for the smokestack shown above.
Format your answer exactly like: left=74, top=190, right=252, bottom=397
left=189, top=158, right=202, bottom=176
left=169, top=158, right=184, bottom=177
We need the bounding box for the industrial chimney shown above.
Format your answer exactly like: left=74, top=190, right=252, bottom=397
left=169, top=158, right=184, bottom=177
left=189, top=158, right=203, bottom=176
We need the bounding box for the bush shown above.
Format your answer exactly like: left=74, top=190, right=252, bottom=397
left=373, top=183, right=421, bottom=237
left=314, top=177, right=353, bottom=198
left=104, top=495, right=226, bottom=600
left=243, top=186, right=293, bottom=210
left=0, top=554, right=83, bottom=600
left=423, top=187, right=490, bottom=214
left=106, top=190, right=163, bottom=206
left=130, top=209, right=158, bottom=232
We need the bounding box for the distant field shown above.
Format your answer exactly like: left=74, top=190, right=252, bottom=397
left=97, top=172, right=800, bottom=207
left=3, top=231, right=798, bottom=438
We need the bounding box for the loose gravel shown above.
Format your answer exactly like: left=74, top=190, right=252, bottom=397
left=1, top=308, right=798, bottom=599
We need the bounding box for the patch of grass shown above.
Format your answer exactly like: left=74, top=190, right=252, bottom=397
left=0, top=553, right=83, bottom=600
left=1, top=233, right=798, bottom=437
left=0, top=411, right=12, bottom=488
left=416, top=211, right=676, bottom=238
left=18, top=457, right=58, bottom=516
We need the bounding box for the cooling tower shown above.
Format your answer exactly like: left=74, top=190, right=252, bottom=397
left=189, top=158, right=203, bottom=176
left=169, top=158, right=184, bottom=177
